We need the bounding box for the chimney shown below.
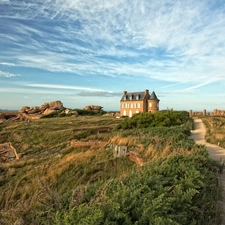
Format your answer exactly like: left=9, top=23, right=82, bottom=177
left=123, top=91, right=127, bottom=95
left=144, top=89, right=149, bottom=95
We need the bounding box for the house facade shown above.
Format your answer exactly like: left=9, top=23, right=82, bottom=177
left=120, top=89, right=159, bottom=117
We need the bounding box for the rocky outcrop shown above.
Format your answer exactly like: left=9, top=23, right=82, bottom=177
left=49, top=100, right=63, bottom=110
left=18, top=100, right=64, bottom=119
left=0, top=112, right=19, bottom=123
left=40, top=102, right=49, bottom=112
left=83, top=105, right=103, bottom=113
left=212, top=109, right=225, bottom=116
left=42, top=108, right=57, bottom=115
left=102, top=112, right=120, bottom=117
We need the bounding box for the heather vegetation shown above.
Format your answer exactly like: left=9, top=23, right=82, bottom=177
left=115, top=110, right=193, bottom=130
left=0, top=111, right=223, bottom=224
left=202, top=116, right=225, bottom=148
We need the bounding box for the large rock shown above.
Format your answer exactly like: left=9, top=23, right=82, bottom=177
left=18, top=106, right=30, bottom=113
left=49, top=100, right=63, bottom=110
left=91, top=105, right=103, bottom=110
left=83, top=105, right=103, bottom=112
left=103, top=112, right=120, bottom=117
left=83, top=106, right=91, bottom=111
left=43, top=108, right=57, bottom=115
left=27, top=106, right=41, bottom=114
left=40, top=102, right=49, bottom=112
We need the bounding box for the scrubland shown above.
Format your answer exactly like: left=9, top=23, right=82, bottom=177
left=0, top=111, right=224, bottom=225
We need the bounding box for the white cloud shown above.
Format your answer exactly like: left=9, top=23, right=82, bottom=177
left=0, top=0, right=10, bottom=3
left=0, top=62, right=16, bottom=66
left=1, top=0, right=225, bottom=87
left=0, top=70, right=19, bottom=77
left=25, top=83, right=112, bottom=92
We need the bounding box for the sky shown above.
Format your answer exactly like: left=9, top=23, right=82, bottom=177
left=1, top=0, right=225, bottom=112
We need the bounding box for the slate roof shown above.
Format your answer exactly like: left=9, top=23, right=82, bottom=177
left=120, top=91, right=145, bottom=102
left=149, top=91, right=159, bottom=100
left=120, top=90, right=159, bottom=102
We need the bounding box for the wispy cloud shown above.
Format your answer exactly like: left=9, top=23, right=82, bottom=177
left=1, top=0, right=225, bottom=87
left=77, top=91, right=121, bottom=97
left=0, top=70, right=20, bottom=77
left=25, top=83, right=111, bottom=92
left=0, top=62, right=15, bottom=66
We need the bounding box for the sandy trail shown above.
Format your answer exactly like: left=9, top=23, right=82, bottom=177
left=191, top=118, right=225, bottom=224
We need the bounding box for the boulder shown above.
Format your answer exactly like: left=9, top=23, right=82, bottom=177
left=102, top=112, right=120, bottom=117
left=43, top=108, right=57, bottom=115
left=83, top=105, right=103, bottom=111
left=83, top=106, right=91, bottom=111
left=49, top=100, right=63, bottom=110
left=26, top=106, right=40, bottom=114
left=40, top=102, right=49, bottom=112
left=64, top=108, right=70, bottom=114
left=18, top=106, right=30, bottom=113
left=91, top=105, right=103, bottom=110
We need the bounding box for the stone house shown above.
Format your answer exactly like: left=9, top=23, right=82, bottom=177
left=120, top=89, right=159, bottom=117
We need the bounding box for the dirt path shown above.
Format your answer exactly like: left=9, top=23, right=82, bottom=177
left=191, top=118, right=225, bottom=224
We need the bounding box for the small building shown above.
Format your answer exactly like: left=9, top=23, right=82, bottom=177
left=120, top=89, right=159, bottom=117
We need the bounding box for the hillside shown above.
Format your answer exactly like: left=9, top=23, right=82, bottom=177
left=0, top=111, right=223, bottom=224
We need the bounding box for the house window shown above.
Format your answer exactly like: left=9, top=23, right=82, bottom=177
left=128, top=103, right=133, bottom=108
left=129, top=111, right=132, bottom=117
left=129, top=95, right=133, bottom=100
left=136, top=110, right=139, bottom=114
left=123, top=110, right=126, bottom=116
left=135, top=103, right=140, bottom=108
left=124, top=95, right=127, bottom=100
left=149, top=103, right=152, bottom=108
left=136, top=95, right=139, bottom=100
left=125, top=103, right=127, bottom=108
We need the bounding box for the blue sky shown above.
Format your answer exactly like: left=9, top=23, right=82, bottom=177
left=1, top=0, right=225, bottom=112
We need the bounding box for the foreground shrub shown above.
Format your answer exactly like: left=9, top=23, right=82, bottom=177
left=55, top=149, right=221, bottom=225
left=115, top=110, right=192, bottom=130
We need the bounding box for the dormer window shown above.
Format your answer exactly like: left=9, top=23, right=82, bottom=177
left=129, top=95, right=133, bottom=100
left=136, top=95, right=139, bottom=100
left=124, top=95, right=127, bottom=100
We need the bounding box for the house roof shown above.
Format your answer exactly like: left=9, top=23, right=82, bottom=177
left=149, top=91, right=159, bottom=100
left=120, top=91, right=145, bottom=102
left=120, top=90, right=159, bottom=102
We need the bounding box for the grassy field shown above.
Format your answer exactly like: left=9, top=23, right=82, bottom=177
left=0, top=116, right=128, bottom=224
left=202, top=116, right=225, bottom=148
left=0, top=112, right=223, bottom=224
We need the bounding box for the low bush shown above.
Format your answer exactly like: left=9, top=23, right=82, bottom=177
left=115, top=110, right=192, bottom=130
left=55, top=149, right=221, bottom=225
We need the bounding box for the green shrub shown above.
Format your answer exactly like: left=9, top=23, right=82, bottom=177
left=115, top=110, right=191, bottom=130
left=54, top=149, right=222, bottom=225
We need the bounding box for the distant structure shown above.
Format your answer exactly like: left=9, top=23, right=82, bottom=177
left=189, top=109, right=207, bottom=117
left=120, top=89, right=159, bottom=117
left=190, top=109, right=225, bottom=117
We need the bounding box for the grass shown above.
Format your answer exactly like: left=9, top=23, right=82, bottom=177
left=0, top=116, right=126, bottom=224
left=202, top=116, right=225, bottom=147
left=0, top=114, right=223, bottom=224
